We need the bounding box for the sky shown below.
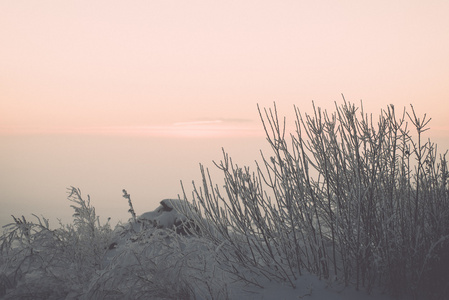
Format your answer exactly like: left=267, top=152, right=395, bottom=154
left=1, top=1, right=449, bottom=227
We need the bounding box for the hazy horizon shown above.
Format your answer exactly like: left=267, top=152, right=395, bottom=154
left=2, top=105, right=449, bottom=229
left=1, top=129, right=270, bottom=228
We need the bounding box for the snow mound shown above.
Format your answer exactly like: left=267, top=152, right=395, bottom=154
left=101, top=200, right=395, bottom=300
left=136, top=199, right=199, bottom=235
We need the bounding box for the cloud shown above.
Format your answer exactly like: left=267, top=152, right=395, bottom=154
left=172, top=120, right=223, bottom=126
left=0, top=117, right=261, bottom=138
left=221, top=118, right=253, bottom=123
left=172, top=118, right=253, bottom=127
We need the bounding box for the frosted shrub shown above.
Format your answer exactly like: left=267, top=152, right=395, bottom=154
left=1, top=187, right=230, bottom=299
left=182, top=99, right=449, bottom=299
left=0, top=187, right=113, bottom=299
left=86, top=228, right=230, bottom=300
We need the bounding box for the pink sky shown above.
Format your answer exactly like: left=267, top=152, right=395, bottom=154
left=1, top=0, right=449, bottom=137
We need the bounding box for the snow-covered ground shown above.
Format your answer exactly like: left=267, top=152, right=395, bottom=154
left=0, top=195, right=397, bottom=299
left=96, top=199, right=394, bottom=300
left=232, top=277, right=393, bottom=300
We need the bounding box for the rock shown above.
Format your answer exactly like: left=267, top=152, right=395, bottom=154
left=137, top=199, right=199, bottom=235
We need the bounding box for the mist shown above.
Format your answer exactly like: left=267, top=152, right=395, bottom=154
left=0, top=133, right=269, bottom=228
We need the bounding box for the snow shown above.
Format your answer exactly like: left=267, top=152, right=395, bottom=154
left=0, top=196, right=395, bottom=299
left=137, top=199, right=192, bottom=229
left=98, top=200, right=394, bottom=300
left=233, top=276, right=393, bottom=300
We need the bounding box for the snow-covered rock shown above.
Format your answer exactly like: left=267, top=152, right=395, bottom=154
left=136, top=199, right=199, bottom=235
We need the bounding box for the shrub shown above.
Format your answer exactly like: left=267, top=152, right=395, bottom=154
left=85, top=228, right=230, bottom=300
left=0, top=187, right=230, bottom=300
left=0, top=187, right=113, bottom=299
left=182, top=99, right=449, bottom=299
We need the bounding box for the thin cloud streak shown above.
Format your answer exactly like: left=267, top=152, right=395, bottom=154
left=173, top=118, right=253, bottom=127
left=0, top=123, right=264, bottom=138
left=173, top=120, right=223, bottom=126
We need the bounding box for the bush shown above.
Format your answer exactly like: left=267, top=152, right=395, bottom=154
left=0, top=188, right=230, bottom=300
left=181, top=99, right=449, bottom=299
left=0, top=187, right=114, bottom=299
left=85, top=228, right=230, bottom=300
